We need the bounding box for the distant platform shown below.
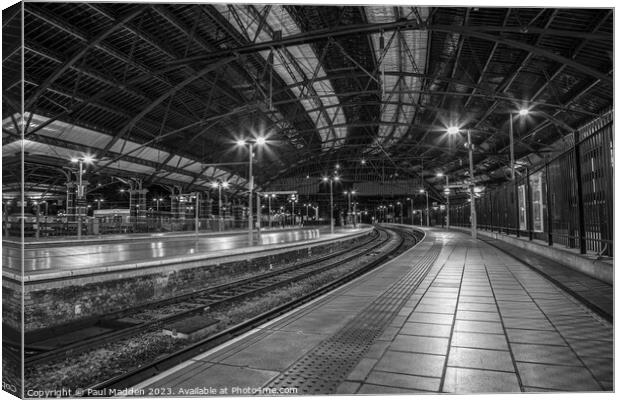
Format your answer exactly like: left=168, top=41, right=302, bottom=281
left=3, top=226, right=372, bottom=280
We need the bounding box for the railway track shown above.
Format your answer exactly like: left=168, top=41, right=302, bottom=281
left=25, top=226, right=416, bottom=368
left=80, top=225, right=421, bottom=393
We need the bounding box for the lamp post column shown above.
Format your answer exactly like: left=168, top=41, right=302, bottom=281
left=425, top=191, right=430, bottom=226
left=218, top=185, right=223, bottom=232
left=256, top=192, right=261, bottom=241
left=509, top=113, right=516, bottom=182
left=268, top=195, right=272, bottom=229
left=195, top=192, right=199, bottom=236
left=329, top=179, right=334, bottom=234
left=408, top=198, right=413, bottom=226
left=248, top=143, right=253, bottom=245
left=446, top=175, right=450, bottom=228
left=77, top=159, right=84, bottom=239
left=467, top=129, right=477, bottom=239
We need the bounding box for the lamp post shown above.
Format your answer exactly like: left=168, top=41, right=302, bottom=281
left=211, top=180, right=229, bottom=232
left=237, top=137, right=266, bottom=245
left=508, top=109, right=528, bottom=181
left=397, top=201, right=403, bottom=224
left=323, top=175, right=340, bottom=234
left=447, top=126, right=477, bottom=238
left=437, top=172, right=450, bottom=228
left=419, top=189, right=429, bottom=226
left=406, top=197, right=414, bottom=225
left=343, top=190, right=354, bottom=226
left=352, top=198, right=357, bottom=228
left=265, top=194, right=275, bottom=228
left=290, top=197, right=297, bottom=226
left=70, top=155, right=93, bottom=239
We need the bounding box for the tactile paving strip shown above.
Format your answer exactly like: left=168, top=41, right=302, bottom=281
left=268, top=239, right=442, bottom=394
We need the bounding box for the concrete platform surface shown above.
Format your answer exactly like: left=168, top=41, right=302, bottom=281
left=3, top=227, right=367, bottom=275
left=133, top=228, right=613, bottom=395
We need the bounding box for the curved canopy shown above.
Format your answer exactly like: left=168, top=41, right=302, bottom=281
left=3, top=4, right=613, bottom=201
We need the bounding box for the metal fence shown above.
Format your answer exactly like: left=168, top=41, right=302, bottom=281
left=450, top=117, right=613, bottom=257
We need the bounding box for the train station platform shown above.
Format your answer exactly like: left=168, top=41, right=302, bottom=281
left=6, top=226, right=374, bottom=332
left=134, top=227, right=613, bottom=394
left=2, top=226, right=369, bottom=280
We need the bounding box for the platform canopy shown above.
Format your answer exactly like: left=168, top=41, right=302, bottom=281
left=3, top=4, right=613, bottom=201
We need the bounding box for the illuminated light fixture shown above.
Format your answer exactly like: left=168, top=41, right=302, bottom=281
left=322, top=176, right=328, bottom=182
left=447, top=126, right=459, bottom=135
left=83, top=155, right=94, bottom=163
left=335, top=163, right=340, bottom=169
left=256, top=136, right=266, bottom=145
left=361, top=159, right=366, bottom=165
left=334, top=176, right=340, bottom=181
left=236, top=139, right=246, bottom=146
left=436, top=172, right=444, bottom=177
left=70, top=157, right=79, bottom=163
left=518, top=109, right=529, bottom=116
left=211, top=182, right=219, bottom=189
left=222, top=181, right=229, bottom=188
left=419, top=189, right=425, bottom=193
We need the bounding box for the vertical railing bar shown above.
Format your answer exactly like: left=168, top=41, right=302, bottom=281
left=526, top=167, right=533, bottom=241
left=574, top=130, right=587, bottom=254
left=545, top=156, right=553, bottom=246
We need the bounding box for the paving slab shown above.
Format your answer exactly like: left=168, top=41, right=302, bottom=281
left=365, top=370, right=440, bottom=392
left=451, top=331, right=509, bottom=351
left=442, top=367, right=520, bottom=393
left=373, top=350, right=446, bottom=377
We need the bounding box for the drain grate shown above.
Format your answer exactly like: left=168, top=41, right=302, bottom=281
left=268, top=241, right=442, bottom=394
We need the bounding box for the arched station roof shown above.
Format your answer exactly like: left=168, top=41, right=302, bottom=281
left=2, top=3, right=613, bottom=202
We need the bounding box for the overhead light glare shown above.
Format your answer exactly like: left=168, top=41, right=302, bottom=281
left=518, top=109, right=529, bottom=116
left=447, top=126, right=459, bottom=135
